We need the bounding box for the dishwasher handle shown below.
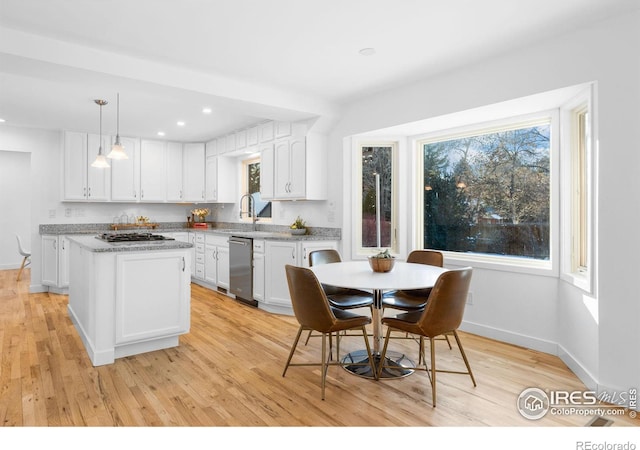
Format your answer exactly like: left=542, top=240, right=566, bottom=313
left=230, top=238, right=250, bottom=246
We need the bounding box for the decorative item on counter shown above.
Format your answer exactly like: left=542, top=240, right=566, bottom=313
left=368, top=248, right=395, bottom=272
left=289, top=216, right=307, bottom=235
left=187, top=216, right=193, bottom=228
left=191, top=208, right=210, bottom=229
left=136, top=216, right=150, bottom=224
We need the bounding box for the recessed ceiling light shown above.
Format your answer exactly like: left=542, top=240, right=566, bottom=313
left=177, top=121, right=185, bottom=127
left=157, top=131, right=165, bottom=136
left=359, top=48, right=376, bottom=56
left=0, top=118, right=6, bottom=123
left=202, top=107, right=212, bottom=114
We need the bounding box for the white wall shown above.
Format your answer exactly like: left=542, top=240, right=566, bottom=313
left=0, top=150, right=31, bottom=269
left=328, top=10, right=640, bottom=396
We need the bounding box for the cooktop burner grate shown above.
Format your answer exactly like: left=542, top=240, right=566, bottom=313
left=97, top=232, right=174, bottom=242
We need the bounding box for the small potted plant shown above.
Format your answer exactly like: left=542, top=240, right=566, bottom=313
left=289, top=216, right=307, bottom=235
left=368, top=248, right=395, bottom=272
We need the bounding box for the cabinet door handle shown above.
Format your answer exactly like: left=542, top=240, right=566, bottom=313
left=53, top=240, right=57, bottom=250
left=83, top=187, right=86, bottom=196
left=291, top=248, right=295, bottom=259
left=88, top=187, right=91, bottom=197
left=182, top=257, right=185, bottom=272
left=202, top=190, right=204, bottom=199
left=62, top=240, right=65, bottom=250
left=141, top=189, right=144, bottom=199
left=133, top=190, right=136, bottom=198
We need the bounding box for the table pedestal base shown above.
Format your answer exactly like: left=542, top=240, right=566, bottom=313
left=341, top=349, right=415, bottom=379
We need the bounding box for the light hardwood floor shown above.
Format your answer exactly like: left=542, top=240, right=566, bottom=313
left=1, top=268, right=638, bottom=427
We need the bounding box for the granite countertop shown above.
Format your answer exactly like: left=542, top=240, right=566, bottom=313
left=68, top=235, right=194, bottom=253
left=40, top=222, right=341, bottom=241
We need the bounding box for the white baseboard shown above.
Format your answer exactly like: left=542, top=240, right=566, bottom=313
left=29, top=284, right=48, bottom=293
left=0, top=263, right=21, bottom=270
left=460, top=320, right=558, bottom=355
left=557, top=344, right=598, bottom=391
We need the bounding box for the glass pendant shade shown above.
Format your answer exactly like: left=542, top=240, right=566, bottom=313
left=91, top=151, right=110, bottom=168
left=91, top=99, right=110, bottom=168
left=107, top=93, right=128, bottom=159
left=107, top=137, right=128, bottom=159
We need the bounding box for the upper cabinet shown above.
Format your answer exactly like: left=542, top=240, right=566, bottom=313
left=206, top=154, right=237, bottom=203
left=139, top=139, right=167, bottom=202
left=166, top=142, right=184, bottom=201
left=110, top=136, right=140, bottom=201
left=260, top=126, right=327, bottom=201
left=259, top=121, right=275, bottom=143
left=63, top=131, right=110, bottom=201
left=183, top=143, right=205, bottom=202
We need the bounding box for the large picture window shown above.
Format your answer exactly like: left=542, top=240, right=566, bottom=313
left=420, top=120, right=551, bottom=261
left=242, top=157, right=271, bottom=220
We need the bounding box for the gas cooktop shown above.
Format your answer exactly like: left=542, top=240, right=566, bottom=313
left=97, top=232, right=174, bottom=243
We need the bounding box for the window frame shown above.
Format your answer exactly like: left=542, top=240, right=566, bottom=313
left=240, top=156, right=272, bottom=223
left=352, top=140, right=399, bottom=257
left=560, top=87, right=595, bottom=293
left=414, top=110, right=560, bottom=276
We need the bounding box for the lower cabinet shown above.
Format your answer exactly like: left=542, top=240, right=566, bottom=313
left=192, top=233, right=230, bottom=290
left=41, top=234, right=70, bottom=293
left=252, top=240, right=265, bottom=302
left=262, top=240, right=338, bottom=313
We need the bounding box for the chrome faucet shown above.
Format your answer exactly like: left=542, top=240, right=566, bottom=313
left=239, top=193, right=258, bottom=228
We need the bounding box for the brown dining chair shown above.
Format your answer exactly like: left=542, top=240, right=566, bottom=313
left=282, top=265, right=375, bottom=400
left=306, top=249, right=374, bottom=346
left=377, top=267, right=476, bottom=407
left=382, top=249, right=451, bottom=351
left=382, top=249, right=443, bottom=312
left=309, top=249, right=374, bottom=310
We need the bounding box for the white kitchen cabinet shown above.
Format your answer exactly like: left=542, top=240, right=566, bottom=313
left=235, top=129, right=247, bottom=151
left=252, top=239, right=265, bottom=302
left=205, top=139, right=217, bottom=158
left=114, top=251, right=190, bottom=345
left=183, top=143, right=205, bottom=202
left=204, top=234, right=230, bottom=289
left=140, top=139, right=166, bottom=202
left=259, top=143, right=274, bottom=200
left=260, top=130, right=327, bottom=201
left=216, top=137, right=226, bottom=155
left=274, top=136, right=306, bottom=199
left=259, top=121, right=275, bottom=143
left=275, top=121, right=291, bottom=139
left=41, top=234, right=71, bottom=293
left=63, top=131, right=110, bottom=201
left=263, top=240, right=339, bottom=312
left=246, top=125, right=259, bottom=147
left=264, top=240, right=298, bottom=308
left=205, top=155, right=237, bottom=202
left=110, top=136, right=140, bottom=201
left=193, top=233, right=205, bottom=280
left=225, top=133, right=236, bottom=153
left=41, top=235, right=59, bottom=287
left=166, top=142, right=184, bottom=201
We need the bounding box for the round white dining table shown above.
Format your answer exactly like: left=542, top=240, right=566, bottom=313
left=310, top=260, right=448, bottom=379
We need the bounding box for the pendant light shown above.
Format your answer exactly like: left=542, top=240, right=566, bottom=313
left=107, top=93, right=128, bottom=160
left=91, top=99, right=110, bottom=168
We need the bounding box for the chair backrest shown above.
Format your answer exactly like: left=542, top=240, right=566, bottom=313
left=308, top=249, right=342, bottom=267
left=16, top=234, right=30, bottom=256
left=407, top=250, right=443, bottom=267
left=285, top=265, right=338, bottom=333
left=417, top=267, right=472, bottom=337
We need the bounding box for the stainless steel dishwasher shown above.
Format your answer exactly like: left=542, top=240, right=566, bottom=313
left=229, top=236, right=257, bottom=306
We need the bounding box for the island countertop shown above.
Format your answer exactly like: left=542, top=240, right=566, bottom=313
left=68, top=235, right=194, bottom=253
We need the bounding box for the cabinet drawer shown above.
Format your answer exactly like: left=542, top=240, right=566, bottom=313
left=195, top=234, right=205, bottom=243
left=195, top=243, right=205, bottom=253
left=195, top=253, right=205, bottom=264
left=195, top=263, right=205, bottom=278
left=253, top=239, right=265, bottom=253
left=205, top=234, right=228, bottom=246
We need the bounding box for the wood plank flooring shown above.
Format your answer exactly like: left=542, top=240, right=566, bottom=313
left=1, top=268, right=638, bottom=427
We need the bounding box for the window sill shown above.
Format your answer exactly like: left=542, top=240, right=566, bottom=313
left=442, top=251, right=556, bottom=277
left=560, top=271, right=592, bottom=294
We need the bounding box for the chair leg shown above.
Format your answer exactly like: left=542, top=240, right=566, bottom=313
left=430, top=337, right=437, bottom=407
left=443, top=333, right=453, bottom=350
left=453, top=330, right=476, bottom=387
left=361, top=325, right=377, bottom=380
left=282, top=325, right=304, bottom=377
left=16, top=256, right=27, bottom=281
left=321, top=332, right=329, bottom=400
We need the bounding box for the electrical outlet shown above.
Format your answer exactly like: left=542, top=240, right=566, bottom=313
left=49, top=209, right=57, bottom=218
left=65, top=208, right=72, bottom=217
left=466, top=292, right=473, bottom=305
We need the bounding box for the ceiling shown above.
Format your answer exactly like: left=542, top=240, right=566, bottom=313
left=0, top=0, right=637, bottom=142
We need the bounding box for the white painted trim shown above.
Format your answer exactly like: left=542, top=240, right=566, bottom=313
left=558, top=344, right=598, bottom=391
left=460, top=320, right=558, bottom=356
left=29, top=284, right=47, bottom=293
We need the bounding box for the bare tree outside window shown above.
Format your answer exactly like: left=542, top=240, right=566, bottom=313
left=422, top=123, right=551, bottom=260
left=362, top=146, right=393, bottom=248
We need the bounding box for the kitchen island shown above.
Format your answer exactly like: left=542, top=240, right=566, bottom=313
left=67, top=235, right=193, bottom=366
